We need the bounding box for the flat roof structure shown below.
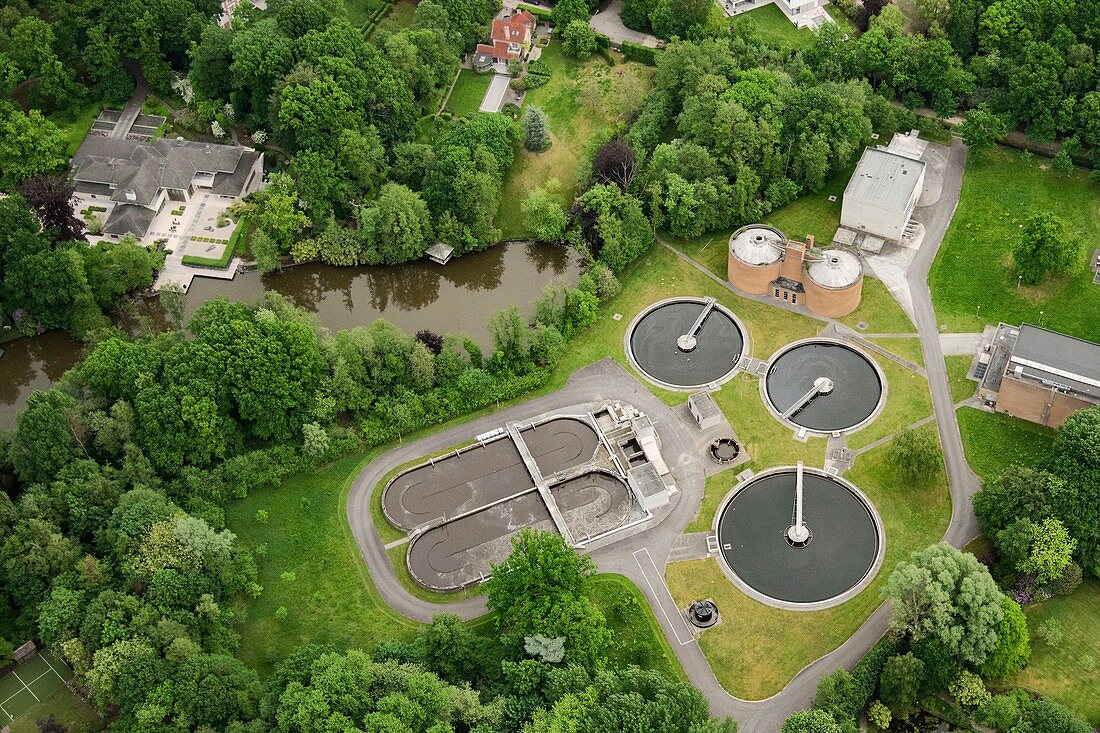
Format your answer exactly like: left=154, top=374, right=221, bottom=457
left=844, top=147, right=926, bottom=213
left=1008, top=324, right=1100, bottom=398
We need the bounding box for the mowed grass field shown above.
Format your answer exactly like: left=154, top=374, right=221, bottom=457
left=728, top=3, right=816, bottom=49
left=1009, top=579, right=1100, bottom=726
left=955, top=406, right=1056, bottom=481
left=668, top=425, right=951, bottom=699
left=929, top=147, right=1100, bottom=342
left=446, top=70, right=493, bottom=117
left=496, top=43, right=654, bottom=238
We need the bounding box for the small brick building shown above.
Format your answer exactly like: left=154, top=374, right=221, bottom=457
left=981, top=324, right=1100, bottom=428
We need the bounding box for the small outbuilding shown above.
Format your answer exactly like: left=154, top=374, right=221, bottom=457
left=688, top=391, right=723, bottom=430
left=425, top=242, right=454, bottom=265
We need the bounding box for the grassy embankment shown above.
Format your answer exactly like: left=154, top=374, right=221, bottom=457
left=929, top=146, right=1100, bottom=343
left=446, top=70, right=494, bottom=117
left=955, top=406, right=1055, bottom=481
left=728, top=3, right=816, bottom=50
left=496, top=43, right=655, bottom=239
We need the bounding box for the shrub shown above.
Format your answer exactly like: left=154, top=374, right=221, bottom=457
left=255, top=509, right=269, bottom=524
left=868, top=700, right=891, bottom=730
left=1046, top=561, right=1083, bottom=595
left=621, top=41, right=659, bottom=65
left=977, top=691, right=1027, bottom=730
left=948, top=670, right=991, bottom=709
left=1036, top=618, right=1063, bottom=647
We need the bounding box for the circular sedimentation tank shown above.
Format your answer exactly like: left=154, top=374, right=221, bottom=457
left=764, top=339, right=884, bottom=434
left=715, top=468, right=884, bottom=609
left=626, top=297, right=746, bottom=390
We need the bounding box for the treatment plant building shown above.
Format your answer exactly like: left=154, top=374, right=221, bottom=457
left=727, top=224, right=863, bottom=318
left=840, top=139, right=926, bottom=246
left=979, top=323, right=1100, bottom=428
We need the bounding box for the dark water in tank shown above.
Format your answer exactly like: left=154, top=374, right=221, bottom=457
left=717, top=471, right=879, bottom=604
left=0, top=242, right=580, bottom=427
left=628, top=301, right=744, bottom=388
left=765, top=342, right=883, bottom=432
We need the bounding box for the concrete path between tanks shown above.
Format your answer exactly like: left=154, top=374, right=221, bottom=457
left=347, top=137, right=982, bottom=733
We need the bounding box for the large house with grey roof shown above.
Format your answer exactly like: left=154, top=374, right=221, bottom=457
left=71, top=135, right=264, bottom=241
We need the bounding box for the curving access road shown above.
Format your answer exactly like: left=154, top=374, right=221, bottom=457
left=346, top=137, right=979, bottom=733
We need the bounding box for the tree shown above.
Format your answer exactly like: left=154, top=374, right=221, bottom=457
left=19, top=176, right=85, bottom=242
left=1014, top=212, right=1079, bottom=284
left=868, top=700, right=891, bottom=730
left=887, top=428, right=941, bottom=480
left=553, top=0, right=591, bottom=29
left=973, top=466, right=1059, bottom=537
left=950, top=670, right=991, bottom=709
left=486, top=529, right=611, bottom=666
left=250, top=173, right=309, bottom=253
left=1018, top=518, right=1076, bottom=585
left=523, top=106, right=552, bottom=152
left=879, top=653, right=924, bottom=718
left=522, top=181, right=568, bottom=242
left=959, top=105, right=1009, bottom=156
left=1051, top=149, right=1074, bottom=174
left=978, top=597, right=1031, bottom=678
left=885, top=543, right=1005, bottom=665
left=0, top=109, right=68, bottom=191
left=251, top=231, right=282, bottom=274
left=780, top=709, right=845, bottom=733
left=576, top=184, right=653, bottom=272
left=8, top=390, right=82, bottom=485
left=562, top=21, right=598, bottom=59
left=419, top=614, right=482, bottom=685
left=358, top=183, right=433, bottom=265
left=591, top=139, right=636, bottom=190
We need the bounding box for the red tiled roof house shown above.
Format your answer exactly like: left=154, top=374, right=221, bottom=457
left=473, top=10, right=537, bottom=71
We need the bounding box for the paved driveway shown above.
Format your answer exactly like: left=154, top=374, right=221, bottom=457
left=590, top=0, right=661, bottom=47
left=479, top=74, right=510, bottom=113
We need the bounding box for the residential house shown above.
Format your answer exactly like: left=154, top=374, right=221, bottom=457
left=473, top=10, right=537, bottom=71
left=71, top=135, right=264, bottom=241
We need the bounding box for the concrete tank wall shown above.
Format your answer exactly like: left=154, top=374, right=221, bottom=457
left=728, top=253, right=781, bottom=295
left=804, top=276, right=863, bottom=318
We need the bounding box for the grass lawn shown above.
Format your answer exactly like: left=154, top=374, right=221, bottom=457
left=9, top=686, right=103, bottom=733
left=945, top=354, right=975, bottom=403
left=839, top=277, right=916, bottom=334
left=668, top=425, right=951, bottom=699
left=371, top=0, right=418, bottom=36
left=929, top=147, right=1100, bottom=342
left=590, top=574, right=686, bottom=681
left=846, top=358, right=933, bottom=451
left=868, top=336, right=924, bottom=368
left=1009, top=580, right=1100, bottom=726
left=446, top=70, right=493, bottom=117
left=728, top=3, right=815, bottom=49
left=496, top=43, right=654, bottom=239
left=49, top=101, right=107, bottom=158
left=955, top=407, right=1056, bottom=481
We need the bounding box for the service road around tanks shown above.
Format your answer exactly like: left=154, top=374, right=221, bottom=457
left=347, top=137, right=978, bottom=733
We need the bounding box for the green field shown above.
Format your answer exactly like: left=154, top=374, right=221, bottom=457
left=370, top=0, right=418, bottom=36
left=49, top=101, right=107, bottom=158
left=668, top=425, right=951, bottom=699
left=728, top=3, right=816, bottom=49
left=1010, top=580, right=1100, bottom=726
left=446, top=70, right=493, bottom=117
left=945, top=354, right=975, bottom=403
left=955, top=406, right=1056, bottom=481
left=929, top=147, right=1100, bottom=342
left=496, top=43, right=654, bottom=238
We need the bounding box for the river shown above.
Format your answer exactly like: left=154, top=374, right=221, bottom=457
left=0, top=241, right=581, bottom=427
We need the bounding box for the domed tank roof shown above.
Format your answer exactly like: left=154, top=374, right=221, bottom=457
left=808, top=250, right=862, bottom=289
left=729, top=225, right=785, bottom=266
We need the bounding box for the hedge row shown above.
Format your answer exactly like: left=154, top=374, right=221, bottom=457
left=517, top=3, right=554, bottom=21
left=362, top=0, right=394, bottom=38
left=621, top=40, right=660, bottom=65
left=595, top=32, right=611, bottom=48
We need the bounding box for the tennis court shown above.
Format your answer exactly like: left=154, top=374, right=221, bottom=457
left=0, top=651, right=74, bottom=724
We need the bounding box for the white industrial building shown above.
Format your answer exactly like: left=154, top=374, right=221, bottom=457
left=841, top=136, right=926, bottom=246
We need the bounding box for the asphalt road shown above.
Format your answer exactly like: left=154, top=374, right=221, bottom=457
left=346, top=138, right=979, bottom=733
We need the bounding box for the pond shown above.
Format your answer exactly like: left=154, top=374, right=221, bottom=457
left=0, top=242, right=581, bottom=427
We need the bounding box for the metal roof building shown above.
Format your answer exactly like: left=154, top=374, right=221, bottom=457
left=841, top=146, right=926, bottom=243
left=986, top=323, right=1100, bottom=427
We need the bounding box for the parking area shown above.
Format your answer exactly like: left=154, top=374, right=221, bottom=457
left=383, top=437, right=535, bottom=530
left=0, top=651, right=74, bottom=724
left=407, top=491, right=554, bottom=589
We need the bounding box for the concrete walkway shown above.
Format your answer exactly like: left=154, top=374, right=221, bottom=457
left=345, top=139, right=980, bottom=733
